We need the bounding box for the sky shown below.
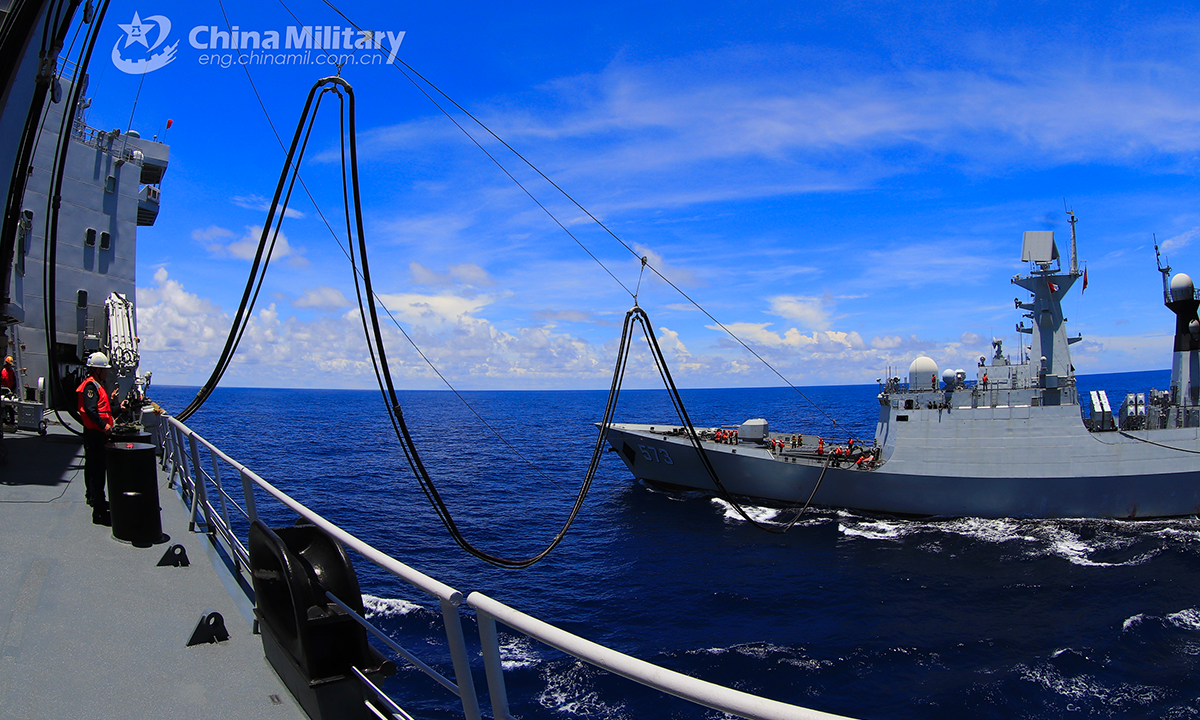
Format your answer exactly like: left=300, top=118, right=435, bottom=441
left=80, top=0, right=1200, bottom=390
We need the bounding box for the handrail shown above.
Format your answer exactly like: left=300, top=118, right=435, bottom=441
left=162, top=415, right=482, bottom=720
left=468, top=591, right=853, bottom=720
left=161, top=414, right=856, bottom=720
left=165, top=415, right=461, bottom=604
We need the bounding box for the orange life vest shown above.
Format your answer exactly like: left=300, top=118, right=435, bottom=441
left=76, top=376, right=112, bottom=431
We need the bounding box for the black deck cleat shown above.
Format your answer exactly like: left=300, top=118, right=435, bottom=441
left=157, top=543, right=189, bottom=567
left=187, top=611, right=229, bottom=646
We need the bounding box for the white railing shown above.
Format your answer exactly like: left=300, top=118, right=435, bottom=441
left=157, top=414, right=854, bottom=720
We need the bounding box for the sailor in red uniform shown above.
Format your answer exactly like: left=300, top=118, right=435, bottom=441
left=77, top=352, right=114, bottom=525
left=1, top=356, right=15, bottom=424
left=1, top=356, right=15, bottom=393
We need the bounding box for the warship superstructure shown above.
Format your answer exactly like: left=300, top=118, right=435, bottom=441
left=605, top=223, right=1200, bottom=518
left=3, top=77, right=167, bottom=425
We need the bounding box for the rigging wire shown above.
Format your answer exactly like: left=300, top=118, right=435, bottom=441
left=273, top=77, right=622, bottom=566
left=42, top=0, right=111, bottom=435
left=180, top=8, right=839, bottom=550
left=190, top=2, right=577, bottom=497
left=176, top=83, right=332, bottom=421
left=630, top=303, right=833, bottom=533
left=316, top=0, right=853, bottom=438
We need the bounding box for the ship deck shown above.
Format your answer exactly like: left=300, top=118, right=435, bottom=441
left=0, top=425, right=305, bottom=719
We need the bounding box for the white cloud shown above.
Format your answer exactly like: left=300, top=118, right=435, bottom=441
left=204, top=225, right=308, bottom=268
left=769, top=295, right=830, bottom=331
left=191, top=225, right=233, bottom=242
left=346, top=37, right=1200, bottom=222
left=136, top=271, right=621, bottom=388
left=409, top=262, right=494, bottom=287
left=373, top=292, right=493, bottom=325
left=294, top=286, right=351, bottom=309
left=657, top=326, right=690, bottom=357
left=450, top=263, right=493, bottom=286
left=137, top=268, right=232, bottom=371
left=713, top=322, right=865, bottom=352
left=231, top=194, right=305, bottom=220
left=1160, top=228, right=1200, bottom=253
left=633, top=243, right=697, bottom=287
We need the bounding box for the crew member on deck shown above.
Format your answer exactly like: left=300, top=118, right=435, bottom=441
left=1, top=356, right=15, bottom=425
left=1, top=356, right=15, bottom=393
left=78, top=353, right=114, bottom=525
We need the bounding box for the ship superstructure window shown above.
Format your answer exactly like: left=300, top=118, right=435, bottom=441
left=104, top=175, right=115, bottom=193
left=100, top=231, right=110, bottom=250
left=85, top=228, right=96, bottom=246
left=76, top=290, right=87, bottom=308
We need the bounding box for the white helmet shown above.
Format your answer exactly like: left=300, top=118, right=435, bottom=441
left=87, top=352, right=111, bottom=369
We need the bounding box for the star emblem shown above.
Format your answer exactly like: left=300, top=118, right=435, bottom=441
left=117, top=12, right=155, bottom=49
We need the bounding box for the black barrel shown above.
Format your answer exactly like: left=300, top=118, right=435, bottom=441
left=105, top=440, right=163, bottom=545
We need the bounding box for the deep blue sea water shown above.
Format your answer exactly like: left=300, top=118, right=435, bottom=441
left=150, top=369, right=1200, bottom=719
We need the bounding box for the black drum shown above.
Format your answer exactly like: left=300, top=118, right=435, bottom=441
left=105, top=440, right=164, bottom=546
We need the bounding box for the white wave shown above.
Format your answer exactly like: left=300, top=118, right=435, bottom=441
left=1020, top=663, right=1166, bottom=705
left=1031, top=526, right=1161, bottom=567
left=734, top=642, right=792, bottom=660
left=694, top=646, right=729, bottom=656
left=838, top=518, right=909, bottom=541
left=499, top=633, right=541, bottom=670
left=1039, top=527, right=1107, bottom=566
left=1167, top=608, right=1200, bottom=631
left=834, top=515, right=1165, bottom=568
left=362, top=594, right=422, bottom=619
left=711, top=498, right=782, bottom=525
left=938, top=517, right=1038, bottom=545
left=1122, top=614, right=1146, bottom=632
left=537, top=661, right=629, bottom=718
left=781, top=656, right=835, bottom=671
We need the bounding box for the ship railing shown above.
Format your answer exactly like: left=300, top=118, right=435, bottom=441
left=71, top=119, right=145, bottom=165
left=466, top=592, right=850, bottom=720
left=160, top=415, right=484, bottom=720
left=158, top=415, right=855, bottom=720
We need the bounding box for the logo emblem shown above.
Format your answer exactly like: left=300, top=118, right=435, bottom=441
left=111, top=12, right=178, bottom=74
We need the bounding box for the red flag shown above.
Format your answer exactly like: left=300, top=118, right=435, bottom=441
left=166, top=118, right=173, bottom=129
left=1082, top=267, right=1088, bottom=293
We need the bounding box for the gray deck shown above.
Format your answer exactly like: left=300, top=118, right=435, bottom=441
left=0, top=425, right=306, bottom=719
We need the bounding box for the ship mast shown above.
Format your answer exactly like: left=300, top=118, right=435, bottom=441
left=1155, top=234, right=1171, bottom=303
left=1067, top=209, right=1079, bottom=276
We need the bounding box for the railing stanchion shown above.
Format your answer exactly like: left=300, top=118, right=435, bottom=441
left=175, top=423, right=194, bottom=500
left=188, top=433, right=211, bottom=533
left=209, top=453, right=238, bottom=569
left=440, top=598, right=482, bottom=720
left=240, top=469, right=258, bottom=524
left=211, top=452, right=233, bottom=537
left=168, top=422, right=186, bottom=492
left=477, top=609, right=511, bottom=720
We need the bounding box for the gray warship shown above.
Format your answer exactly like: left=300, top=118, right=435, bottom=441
left=605, top=222, right=1200, bottom=519
left=0, top=3, right=849, bottom=719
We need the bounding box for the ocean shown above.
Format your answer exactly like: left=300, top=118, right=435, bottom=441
left=150, top=368, right=1200, bottom=719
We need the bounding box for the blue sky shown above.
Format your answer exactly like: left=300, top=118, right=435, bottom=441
left=84, top=1, right=1200, bottom=389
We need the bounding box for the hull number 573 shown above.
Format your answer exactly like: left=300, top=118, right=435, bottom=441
left=639, top=444, right=673, bottom=465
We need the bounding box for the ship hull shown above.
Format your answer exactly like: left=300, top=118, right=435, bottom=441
left=605, top=416, right=1200, bottom=518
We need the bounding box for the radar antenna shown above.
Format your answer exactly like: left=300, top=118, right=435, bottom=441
left=1155, top=233, right=1171, bottom=301
left=1065, top=201, right=1079, bottom=276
